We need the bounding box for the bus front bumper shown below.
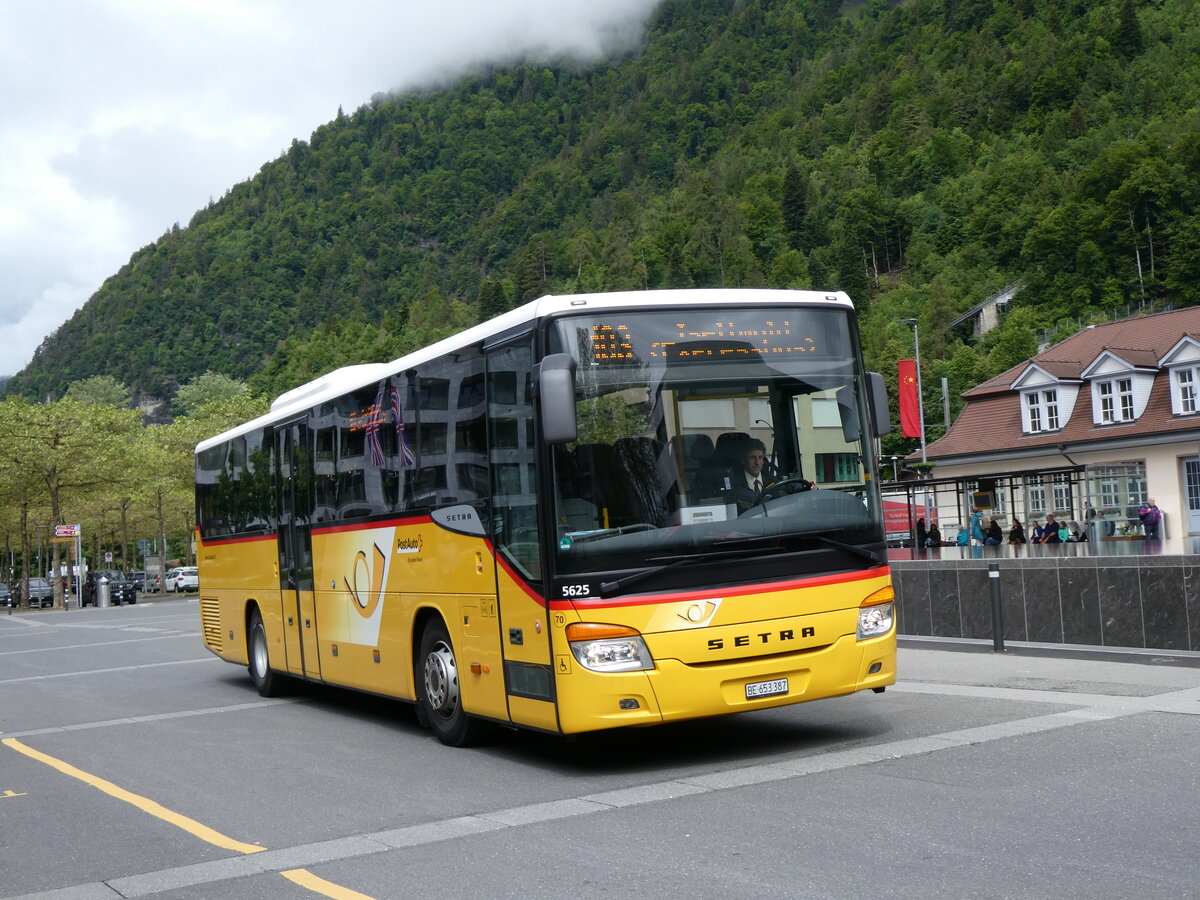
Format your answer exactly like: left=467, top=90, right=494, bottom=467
left=554, top=631, right=895, bottom=735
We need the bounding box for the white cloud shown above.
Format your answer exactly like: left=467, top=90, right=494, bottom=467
left=0, top=0, right=660, bottom=375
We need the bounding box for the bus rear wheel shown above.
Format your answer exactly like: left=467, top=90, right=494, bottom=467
left=248, top=609, right=283, bottom=697
left=417, top=619, right=481, bottom=747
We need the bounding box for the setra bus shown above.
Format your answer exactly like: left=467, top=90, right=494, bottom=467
left=195, top=289, right=896, bottom=745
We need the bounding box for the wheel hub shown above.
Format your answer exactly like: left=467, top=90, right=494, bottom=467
left=423, top=641, right=460, bottom=719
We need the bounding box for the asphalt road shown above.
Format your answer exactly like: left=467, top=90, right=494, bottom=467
left=2, top=599, right=1198, bottom=899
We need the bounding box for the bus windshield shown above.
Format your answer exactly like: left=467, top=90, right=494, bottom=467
left=548, top=305, right=884, bottom=586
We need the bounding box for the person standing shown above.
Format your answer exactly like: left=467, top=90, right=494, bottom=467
left=1138, top=498, right=1162, bottom=539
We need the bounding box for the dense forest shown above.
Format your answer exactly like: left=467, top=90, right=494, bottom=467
left=8, top=0, right=1200, bottom=455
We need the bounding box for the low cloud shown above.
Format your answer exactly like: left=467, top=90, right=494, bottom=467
left=0, top=0, right=662, bottom=374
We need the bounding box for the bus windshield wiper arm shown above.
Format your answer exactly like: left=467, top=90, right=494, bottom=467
left=599, top=546, right=773, bottom=597
left=599, top=558, right=690, bottom=597
left=716, top=529, right=881, bottom=565
left=816, top=535, right=881, bottom=564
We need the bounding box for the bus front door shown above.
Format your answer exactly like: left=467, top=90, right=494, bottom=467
left=277, top=422, right=321, bottom=682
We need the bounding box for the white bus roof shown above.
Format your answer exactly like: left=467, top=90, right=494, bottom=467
left=195, top=288, right=853, bottom=453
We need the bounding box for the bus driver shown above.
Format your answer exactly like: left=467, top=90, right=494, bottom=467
left=728, top=439, right=814, bottom=513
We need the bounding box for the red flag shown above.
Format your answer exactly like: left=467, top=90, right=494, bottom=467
left=898, top=359, right=922, bottom=438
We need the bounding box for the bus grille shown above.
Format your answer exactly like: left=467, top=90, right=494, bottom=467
left=200, top=597, right=222, bottom=652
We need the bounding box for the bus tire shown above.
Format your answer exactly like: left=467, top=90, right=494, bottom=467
left=248, top=608, right=283, bottom=697
left=417, top=619, right=481, bottom=747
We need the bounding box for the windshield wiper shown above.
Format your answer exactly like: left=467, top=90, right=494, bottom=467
left=816, top=535, right=882, bottom=564
left=598, top=545, right=775, bottom=598
left=714, top=528, right=882, bottom=565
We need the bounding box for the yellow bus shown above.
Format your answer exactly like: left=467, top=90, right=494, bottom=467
left=195, top=289, right=896, bottom=745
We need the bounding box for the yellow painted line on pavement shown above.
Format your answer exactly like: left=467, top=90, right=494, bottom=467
left=282, top=868, right=378, bottom=899
left=1, top=737, right=265, bottom=855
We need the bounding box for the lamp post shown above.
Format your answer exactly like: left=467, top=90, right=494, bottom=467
left=898, top=318, right=927, bottom=464
left=889, top=456, right=899, bottom=481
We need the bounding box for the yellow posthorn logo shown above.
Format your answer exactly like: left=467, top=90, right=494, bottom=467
left=344, top=543, right=387, bottom=619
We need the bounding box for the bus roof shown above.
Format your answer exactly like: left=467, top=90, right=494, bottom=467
left=195, top=288, right=853, bottom=453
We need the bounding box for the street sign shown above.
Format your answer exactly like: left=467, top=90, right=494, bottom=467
left=54, top=524, right=81, bottom=538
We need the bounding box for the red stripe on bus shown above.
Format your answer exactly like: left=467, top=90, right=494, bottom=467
left=547, top=566, right=890, bottom=611
left=312, top=515, right=433, bottom=536
left=199, top=532, right=278, bottom=547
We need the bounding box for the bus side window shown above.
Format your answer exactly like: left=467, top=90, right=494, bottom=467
left=488, top=342, right=541, bottom=582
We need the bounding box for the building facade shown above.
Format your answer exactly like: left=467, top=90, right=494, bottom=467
left=916, top=306, right=1200, bottom=543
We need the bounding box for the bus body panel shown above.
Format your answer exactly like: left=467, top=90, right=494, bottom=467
left=551, top=570, right=895, bottom=734
left=198, top=533, right=278, bottom=667
left=554, top=632, right=894, bottom=734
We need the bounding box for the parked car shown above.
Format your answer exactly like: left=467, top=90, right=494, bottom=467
left=165, top=566, right=199, bottom=592
left=129, top=570, right=146, bottom=592
left=81, top=570, right=138, bottom=607
left=23, top=577, right=54, bottom=609
left=0, top=582, right=12, bottom=608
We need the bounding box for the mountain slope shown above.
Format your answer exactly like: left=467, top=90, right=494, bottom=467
left=10, top=0, right=1200, bottom=422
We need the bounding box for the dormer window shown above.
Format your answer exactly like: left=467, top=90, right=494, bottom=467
left=1175, top=366, right=1200, bottom=414
left=1025, top=389, right=1060, bottom=432
left=1097, top=378, right=1134, bottom=423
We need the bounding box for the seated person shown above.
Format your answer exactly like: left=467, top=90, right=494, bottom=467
left=727, top=439, right=813, bottom=513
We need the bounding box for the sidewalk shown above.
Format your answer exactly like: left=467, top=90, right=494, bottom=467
left=899, top=635, right=1200, bottom=697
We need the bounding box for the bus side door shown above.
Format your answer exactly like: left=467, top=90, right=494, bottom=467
left=487, top=340, right=556, bottom=730
left=276, top=422, right=321, bottom=681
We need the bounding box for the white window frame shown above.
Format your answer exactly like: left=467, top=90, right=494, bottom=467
left=1097, top=377, right=1134, bottom=423
left=1176, top=367, right=1199, bottom=415
left=1024, top=389, right=1060, bottom=433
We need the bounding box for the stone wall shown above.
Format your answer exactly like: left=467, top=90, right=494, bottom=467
left=892, top=555, right=1200, bottom=652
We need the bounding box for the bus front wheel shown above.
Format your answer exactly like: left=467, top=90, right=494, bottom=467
left=417, top=619, right=481, bottom=747
left=248, top=609, right=282, bottom=698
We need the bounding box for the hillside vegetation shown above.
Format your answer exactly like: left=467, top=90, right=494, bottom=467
left=9, top=0, right=1200, bottom=452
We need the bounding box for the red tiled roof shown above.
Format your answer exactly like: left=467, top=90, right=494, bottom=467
left=927, top=306, right=1200, bottom=460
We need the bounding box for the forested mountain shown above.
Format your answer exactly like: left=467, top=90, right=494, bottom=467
left=9, top=0, right=1200, bottom=448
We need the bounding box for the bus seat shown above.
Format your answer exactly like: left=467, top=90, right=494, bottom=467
left=614, top=436, right=672, bottom=526
left=573, top=443, right=631, bottom=524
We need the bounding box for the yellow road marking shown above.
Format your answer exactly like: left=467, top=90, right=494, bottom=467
left=1, top=737, right=265, bottom=855
left=3, top=737, right=376, bottom=898
left=282, top=868, right=378, bottom=899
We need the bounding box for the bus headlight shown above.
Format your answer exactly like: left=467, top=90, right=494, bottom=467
left=566, top=623, right=654, bottom=672
left=857, top=586, right=895, bottom=640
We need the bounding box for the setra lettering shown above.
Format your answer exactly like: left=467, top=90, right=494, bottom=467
left=706, top=626, right=815, bottom=651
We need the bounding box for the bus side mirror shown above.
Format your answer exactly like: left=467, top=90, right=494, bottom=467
left=538, top=353, right=577, bottom=444
left=867, top=372, right=891, bottom=438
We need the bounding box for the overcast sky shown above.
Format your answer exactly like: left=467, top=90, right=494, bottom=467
left=0, top=0, right=661, bottom=377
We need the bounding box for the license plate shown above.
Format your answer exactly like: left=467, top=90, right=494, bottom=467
left=745, top=677, right=788, bottom=699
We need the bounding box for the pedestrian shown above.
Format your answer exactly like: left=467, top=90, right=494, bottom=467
left=1041, top=514, right=1061, bottom=544
left=927, top=522, right=941, bottom=546
left=985, top=516, right=1003, bottom=545
left=1008, top=518, right=1026, bottom=544
left=1138, top=497, right=1162, bottom=540
left=916, top=517, right=928, bottom=549
left=970, top=511, right=986, bottom=545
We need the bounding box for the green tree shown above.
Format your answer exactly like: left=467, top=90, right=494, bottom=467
left=63, top=376, right=131, bottom=407
left=175, top=373, right=250, bottom=416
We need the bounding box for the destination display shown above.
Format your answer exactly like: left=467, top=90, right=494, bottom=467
left=587, top=313, right=826, bottom=364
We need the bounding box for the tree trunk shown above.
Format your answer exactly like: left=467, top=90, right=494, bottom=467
left=1128, top=206, right=1145, bottom=298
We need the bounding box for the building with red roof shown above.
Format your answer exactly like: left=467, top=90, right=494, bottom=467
left=918, top=306, right=1200, bottom=541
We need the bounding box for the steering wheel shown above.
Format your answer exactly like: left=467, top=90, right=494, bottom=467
left=759, top=477, right=813, bottom=502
